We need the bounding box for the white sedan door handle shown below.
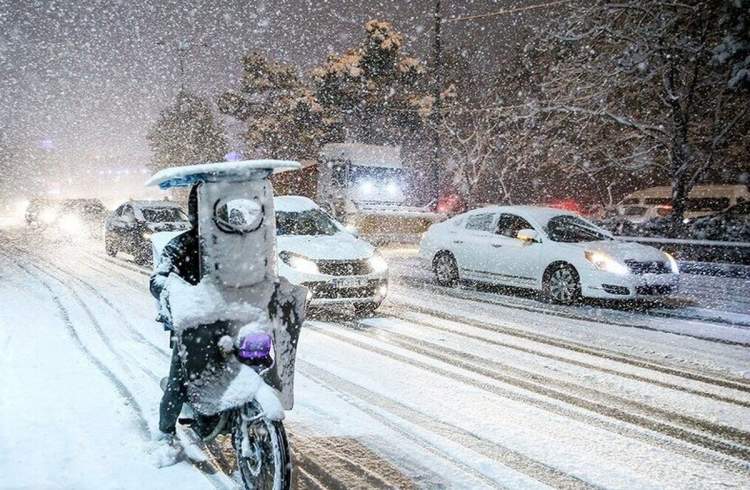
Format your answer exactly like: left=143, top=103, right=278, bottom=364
left=453, top=240, right=464, bottom=244
left=491, top=243, right=503, bottom=248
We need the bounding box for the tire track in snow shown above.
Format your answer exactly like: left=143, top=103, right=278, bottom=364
left=34, top=254, right=169, bottom=359
left=400, top=278, right=750, bottom=349
left=90, top=251, right=582, bottom=487
left=382, top=312, right=750, bottom=408
left=89, top=248, right=750, bottom=392
left=306, top=322, right=750, bottom=471
left=340, top=319, right=750, bottom=452
left=6, top=258, right=150, bottom=438
left=384, top=302, right=750, bottom=393
left=1, top=247, right=234, bottom=488
left=11, top=242, right=402, bottom=490
left=298, top=361, right=597, bottom=489
left=288, top=433, right=412, bottom=490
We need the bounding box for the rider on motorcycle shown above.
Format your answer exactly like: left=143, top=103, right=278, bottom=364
left=147, top=161, right=305, bottom=483
left=150, top=185, right=200, bottom=441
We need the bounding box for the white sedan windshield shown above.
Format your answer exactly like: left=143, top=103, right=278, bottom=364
left=546, top=215, right=612, bottom=243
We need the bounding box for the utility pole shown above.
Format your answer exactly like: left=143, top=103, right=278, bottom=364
left=431, top=0, right=443, bottom=206
left=157, top=39, right=208, bottom=94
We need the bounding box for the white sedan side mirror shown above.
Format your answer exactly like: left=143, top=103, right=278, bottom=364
left=516, top=228, right=540, bottom=243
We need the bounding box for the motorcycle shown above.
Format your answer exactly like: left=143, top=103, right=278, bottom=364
left=163, top=314, right=299, bottom=489
left=149, top=159, right=306, bottom=490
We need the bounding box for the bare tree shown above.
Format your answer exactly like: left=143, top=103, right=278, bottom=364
left=536, top=0, right=749, bottom=232
left=441, top=109, right=503, bottom=203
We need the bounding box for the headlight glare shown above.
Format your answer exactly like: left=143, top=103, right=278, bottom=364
left=664, top=252, right=679, bottom=274
left=368, top=253, right=388, bottom=274
left=58, top=214, right=85, bottom=235
left=585, top=250, right=629, bottom=275
left=359, top=181, right=374, bottom=195
left=280, top=252, right=319, bottom=274
left=40, top=207, right=58, bottom=224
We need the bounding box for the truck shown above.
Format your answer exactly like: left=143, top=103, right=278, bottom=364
left=272, top=143, right=443, bottom=244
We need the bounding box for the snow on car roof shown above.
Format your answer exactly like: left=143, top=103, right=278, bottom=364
left=466, top=205, right=578, bottom=224
left=129, top=200, right=182, bottom=209
left=274, top=195, right=318, bottom=212
left=320, top=143, right=402, bottom=168
left=146, top=160, right=301, bottom=189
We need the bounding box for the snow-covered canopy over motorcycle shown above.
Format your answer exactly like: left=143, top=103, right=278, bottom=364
left=146, top=160, right=306, bottom=415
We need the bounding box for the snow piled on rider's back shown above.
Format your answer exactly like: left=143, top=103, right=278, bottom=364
left=164, top=274, right=266, bottom=332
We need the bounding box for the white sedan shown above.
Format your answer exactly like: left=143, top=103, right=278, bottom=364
left=419, top=206, right=679, bottom=304
left=275, top=196, right=388, bottom=314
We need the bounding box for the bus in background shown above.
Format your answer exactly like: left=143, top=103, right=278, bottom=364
left=616, top=184, right=749, bottom=222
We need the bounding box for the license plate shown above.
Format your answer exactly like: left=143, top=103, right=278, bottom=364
left=332, top=278, right=368, bottom=288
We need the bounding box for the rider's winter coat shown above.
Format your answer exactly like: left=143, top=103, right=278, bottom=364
left=150, top=186, right=201, bottom=330
left=149, top=229, right=201, bottom=330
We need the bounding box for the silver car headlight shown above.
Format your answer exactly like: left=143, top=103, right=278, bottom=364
left=663, top=252, right=679, bottom=274
left=40, top=207, right=59, bottom=224
left=585, top=250, right=629, bottom=275
left=368, top=253, right=388, bottom=274
left=279, top=251, right=319, bottom=274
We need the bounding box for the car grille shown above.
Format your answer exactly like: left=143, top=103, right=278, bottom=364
left=636, top=284, right=675, bottom=295
left=304, top=280, right=382, bottom=299
left=315, top=259, right=372, bottom=276
left=624, top=260, right=671, bottom=275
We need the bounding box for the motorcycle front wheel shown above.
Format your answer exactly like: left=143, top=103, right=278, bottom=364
left=232, top=403, right=291, bottom=490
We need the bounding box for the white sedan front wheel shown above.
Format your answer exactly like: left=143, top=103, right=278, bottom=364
left=434, top=253, right=459, bottom=287
left=544, top=264, right=581, bottom=305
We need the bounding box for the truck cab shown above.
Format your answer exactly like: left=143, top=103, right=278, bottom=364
left=317, top=143, right=406, bottom=217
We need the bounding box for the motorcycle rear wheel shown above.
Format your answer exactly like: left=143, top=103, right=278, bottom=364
left=232, top=404, right=291, bottom=490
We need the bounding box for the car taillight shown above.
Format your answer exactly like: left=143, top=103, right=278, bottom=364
left=238, top=333, right=272, bottom=362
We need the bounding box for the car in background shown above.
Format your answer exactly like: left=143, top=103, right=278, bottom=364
left=616, top=204, right=673, bottom=224
left=275, top=196, right=388, bottom=315
left=686, top=201, right=750, bottom=242
left=616, top=184, right=749, bottom=220
left=419, top=206, right=679, bottom=304
left=105, top=200, right=190, bottom=264
left=25, top=198, right=107, bottom=238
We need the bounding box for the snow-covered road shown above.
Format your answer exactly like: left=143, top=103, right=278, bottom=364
left=1, top=230, right=749, bottom=489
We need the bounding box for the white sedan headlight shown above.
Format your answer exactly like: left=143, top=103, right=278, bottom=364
left=280, top=252, right=319, bottom=274
left=368, top=253, right=388, bottom=274
left=663, top=252, right=679, bottom=274
left=585, top=250, right=629, bottom=275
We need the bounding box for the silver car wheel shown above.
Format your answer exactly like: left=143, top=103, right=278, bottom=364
left=548, top=268, right=578, bottom=304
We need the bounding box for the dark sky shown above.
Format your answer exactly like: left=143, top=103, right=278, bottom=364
left=1, top=0, right=540, bottom=202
